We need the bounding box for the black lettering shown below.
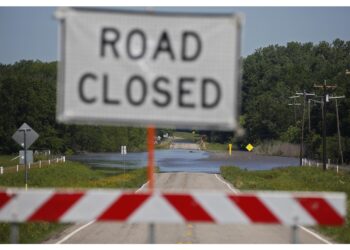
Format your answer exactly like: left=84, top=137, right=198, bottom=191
left=153, top=31, right=175, bottom=61
left=78, top=73, right=97, bottom=104
left=202, top=78, right=221, bottom=108
left=182, top=31, right=202, bottom=61
left=178, top=77, right=195, bottom=108
left=100, top=27, right=120, bottom=58
left=103, top=74, right=121, bottom=105
left=126, top=75, right=147, bottom=106
left=127, top=29, right=146, bottom=59
left=153, top=77, right=171, bottom=107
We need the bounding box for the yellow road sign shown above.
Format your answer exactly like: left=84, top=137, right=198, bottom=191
left=246, top=143, right=254, bottom=152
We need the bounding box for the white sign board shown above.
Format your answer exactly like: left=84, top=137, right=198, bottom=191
left=56, top=8, right=242, bottom=130
left=19, top=150, right=33, bottom=164
left=121, top=145, right=127, bottom=155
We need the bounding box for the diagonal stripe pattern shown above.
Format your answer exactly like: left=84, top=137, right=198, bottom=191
left=228, top=195, right=280, bottom=223
left=0, top=189, right=346, bottom=226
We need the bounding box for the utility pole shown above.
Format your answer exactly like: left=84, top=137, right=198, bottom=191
left=288, top=96, right=301, bottom=124
left=314, top=80, right=337, bottom=171
left=308, top=99, right=311, bottom=133
left=295, top=91, right=315, bottom=166
left=329, top=96, right=345, bottom=165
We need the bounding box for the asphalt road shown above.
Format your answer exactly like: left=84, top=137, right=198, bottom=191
left=46, top=172, right=331, bottom=244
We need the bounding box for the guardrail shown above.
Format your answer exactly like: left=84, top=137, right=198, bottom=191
left=0, top=156, right=66, bottom=175
left=302, top=158, right=350, bottom=172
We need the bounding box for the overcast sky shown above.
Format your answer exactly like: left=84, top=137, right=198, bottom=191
left=0, top=7, right=350, bottom=64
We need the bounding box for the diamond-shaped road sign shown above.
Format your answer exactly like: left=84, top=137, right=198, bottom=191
left=12, top=123, right=39, bottom=149
left=246, top=143, right=254, bottom=152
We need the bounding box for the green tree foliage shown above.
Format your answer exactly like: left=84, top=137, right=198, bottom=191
left=0, top=61, right=146, bottom=154
left=241, top=39, right=350, bottom=162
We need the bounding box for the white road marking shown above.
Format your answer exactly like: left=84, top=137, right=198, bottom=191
left=55, top=220, right=95, bottom=244
left=135, top=181, right=149, bottom=193
left=214, top=174, right=239, bottom=194
left=298, top=225, right=332, bottom=244
left=214, top=173, right=332, bottom=244
left=55, top=181, right=149, bottom=244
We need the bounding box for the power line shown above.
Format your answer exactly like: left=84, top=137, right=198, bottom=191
left=289, top=91, right=315, bottom=166
left=314, top=80, right=337, bottom=171
left=329, top=95, right=345, bottom=165
left=288, top=95, right=301, bottom=124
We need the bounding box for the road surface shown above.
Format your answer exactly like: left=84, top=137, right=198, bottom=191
left=46, top=172, right=331, bottom=244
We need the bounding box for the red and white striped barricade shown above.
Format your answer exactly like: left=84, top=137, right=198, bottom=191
left=0, top=189, right=346, bottom=226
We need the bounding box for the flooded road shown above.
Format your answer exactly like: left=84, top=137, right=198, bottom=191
left=70, top=149, right=299, bottom=173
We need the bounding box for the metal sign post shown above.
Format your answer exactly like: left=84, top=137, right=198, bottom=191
left=147, top=126, right=155, bottom=244
left=22, top=129, right=28, bottom=190
left=12, top=123, right=39, bottom=190
left=121, top=145, right=127, bottom=187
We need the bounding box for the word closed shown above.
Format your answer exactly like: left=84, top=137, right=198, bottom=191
left=56, top=8, right=242, bottom=130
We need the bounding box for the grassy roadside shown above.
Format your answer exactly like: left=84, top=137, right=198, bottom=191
left=155, top=139, right=172, bottom=150
left=0, top=155, right=17, bottom=168
left=0, top=161, right=148, bottom=243
left=220, top=166, right=350, bottom=243
left=206, top=143, right=229, bottom=151
left=173, top=131, right=200, bottom=142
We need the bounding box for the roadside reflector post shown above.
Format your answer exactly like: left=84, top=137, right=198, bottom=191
left=147, top=126, right=156, bottom=244
left=0, top=166, right=3, bottom=175
left=229, top=144, right=232, bottom=156
left=16, top=165, right=19, bottom=172
left=48, top=159, right=50, bottom=165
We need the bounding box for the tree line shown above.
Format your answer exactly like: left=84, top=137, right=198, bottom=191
left=218, top=39, right=349, bottom=163
left=0, top=61, right=146, bottom=154
left=1, top=39, right=349, bottom=163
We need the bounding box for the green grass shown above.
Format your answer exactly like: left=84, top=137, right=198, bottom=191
left=0, top=155, right=18, bottom=168
left=155, top=139, right=172, bottom=150
left=220, top=166, right=350, bottom=243
left=0, top=161, right=148, bottom=243
left=0, top=161, right=147, bottom=188
left=173, top=131, right=200, bottom=142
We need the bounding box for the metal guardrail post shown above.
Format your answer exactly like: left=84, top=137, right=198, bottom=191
left=291, top=218, right=299, bottom=244
left=148, top=223, right=155, bottom=244
left=291, top=224, right=298, bottom=244
left=10, top=223, right=19, bottom=244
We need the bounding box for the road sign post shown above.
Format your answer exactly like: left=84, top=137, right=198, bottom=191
left=121, top=145, right=127, bottom=187
left=23, top=130, right=27, bottom=190
left=12, top=123, right=39, bottom=190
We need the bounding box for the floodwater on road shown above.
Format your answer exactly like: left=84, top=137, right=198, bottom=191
left=70, top=149, right=299, bottom=174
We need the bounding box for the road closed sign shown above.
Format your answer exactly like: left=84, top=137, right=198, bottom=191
left=55, top=8, right=242, bottom=130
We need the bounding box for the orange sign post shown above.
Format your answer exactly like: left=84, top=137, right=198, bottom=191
left=147, top=126, right=155, bottom=192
